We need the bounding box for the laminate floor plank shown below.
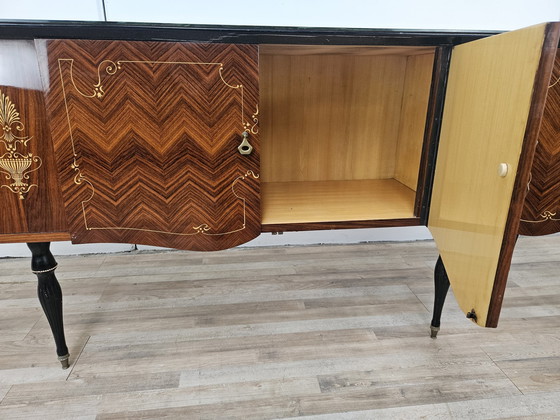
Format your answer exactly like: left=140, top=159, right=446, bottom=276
left=296, top=391, right=560, bottom=419
left=0, top=386, right=10, bottom=404
left=494, top=358, right=560, bottom=394
left=0, top=394, right=100, bottom=419
left=97, top=377, right=321, bottom=416
left=0, top=236, right=559, bottom=419
left=1, top=372, right=180, bottom=405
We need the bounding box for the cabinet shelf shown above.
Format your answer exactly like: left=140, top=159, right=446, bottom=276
left=261, top=179, right=416, bottom=225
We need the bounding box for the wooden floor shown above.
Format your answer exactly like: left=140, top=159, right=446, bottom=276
left=0, top=235, right=559, bottom=419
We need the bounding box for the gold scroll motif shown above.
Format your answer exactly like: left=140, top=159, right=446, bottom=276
left=521, top=172, right=560, bottom=224
left=244, top=105, right=259, bottom=134
left=521, top=74, right=560, bottom=223
left=59, top=59, right=259, bottom=235
left=521, top=210, right=560, bottom=223
left=0, top=90, right=42, bottom=199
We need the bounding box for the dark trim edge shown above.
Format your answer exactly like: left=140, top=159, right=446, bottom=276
left=486, top=22, right=560, bottom=328
left=0, top=20, right=497, bottom=46
left=417, top=46, right=453, bottom=223
left=261, top=218, right=422, bottom=233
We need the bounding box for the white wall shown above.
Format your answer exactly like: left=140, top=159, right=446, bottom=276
left=3, top=0, right=559, bottom=30
left=0, top=0, right=104, bottom=20
left=104, top=0, right=560, bottom=31
left=1, top=1, right=559, bottom=257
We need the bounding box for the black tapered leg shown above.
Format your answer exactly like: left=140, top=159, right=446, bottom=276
left=27, top=242, right=70, bottom=369
left=430, top=255, right=450, bottom=338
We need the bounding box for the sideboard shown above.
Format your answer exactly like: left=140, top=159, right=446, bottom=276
left=1, top=20, right=559, bottom=368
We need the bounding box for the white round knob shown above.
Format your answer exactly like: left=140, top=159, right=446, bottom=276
left=497, top=163, right=509, bottom=177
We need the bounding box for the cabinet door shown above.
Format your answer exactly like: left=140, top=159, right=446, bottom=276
left=519, top=48, right=560, bottom=236
left=428, top=23, right=560, bottom=327
left=42, top=40, right=260, bottom=251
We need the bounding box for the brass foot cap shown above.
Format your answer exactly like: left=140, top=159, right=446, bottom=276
left=58, top=354, right=70, bottom=370
left=430, top=325, right=440, bottom=339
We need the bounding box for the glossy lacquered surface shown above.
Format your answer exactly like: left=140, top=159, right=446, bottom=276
left=0, top=21, right=499, bottom=249
left=0, top=20, right=497, bottom=46
left=428, top=23, right=558, bottom=327
left=42, top=39, right=260, bottom=251
left=519, top=48, right=560, bottom=236
left=0, top=40, right=68, bottom=242
left=261, top=179, right=416, bottom=225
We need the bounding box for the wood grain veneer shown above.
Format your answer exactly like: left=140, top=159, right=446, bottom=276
left=394, top=53, right=435, bottom=191
left=0, top=40, right=68, bottom=240
left=428, top=23, right=553, bottom=327
left=519, top=48, right=560, bottom=236
left=259, top=45, right=436, bottom=56
left=260, top=52, right=408, bottom=183
left=261, top=217, right=421, bottom=232
left=42, top=40, right=260, bottom=251
left=261, top=179, right=416, bottom=225
left=0, top=232, right=70, bottom=244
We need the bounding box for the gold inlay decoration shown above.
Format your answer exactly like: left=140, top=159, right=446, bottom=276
left=0, top=89, right=42, bottom=199
left=62, top=58, right=259, bottom=135
left=244, top=105, right=259, bottom=135
left=521, top=210, right=560, bottom=223
left=1, top=91, right=31, bottom=152
left=526, top=172, right=532, bottom=192
left=58, top=57, right=259, bottom=236
left=549, top=74, right=560, bottom=89
left=65, top=60, right=119, bottom=98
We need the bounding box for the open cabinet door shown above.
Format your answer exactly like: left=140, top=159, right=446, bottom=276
left=428, top=23, right=560, bottom=327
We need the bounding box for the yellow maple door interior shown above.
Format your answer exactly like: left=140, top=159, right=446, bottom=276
left=428, top=23, right=560, bottom=327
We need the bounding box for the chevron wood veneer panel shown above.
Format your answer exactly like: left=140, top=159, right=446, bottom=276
left=520, top=49, right=560, bottom=236
left=42, top=40, right=260, bottom=251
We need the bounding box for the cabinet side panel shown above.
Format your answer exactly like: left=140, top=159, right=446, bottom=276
left=394, top=52, right=435, bottom=191
left=42, top=40, right=260, bottom=251
left=428, top=24, right=552, bottom=327
left=416, top=46, right=453, bottom=221
left=0, top=40, right=68, bottom=240
left=519, top=48, right=560, bottom=236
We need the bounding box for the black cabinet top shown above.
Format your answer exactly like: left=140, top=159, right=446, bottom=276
left=0, top=20, right=498, bottom=46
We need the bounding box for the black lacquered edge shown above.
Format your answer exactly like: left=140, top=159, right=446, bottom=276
left=0, top=20, right=499, bottom=45
left=419, top=46, right=453, bottom=225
